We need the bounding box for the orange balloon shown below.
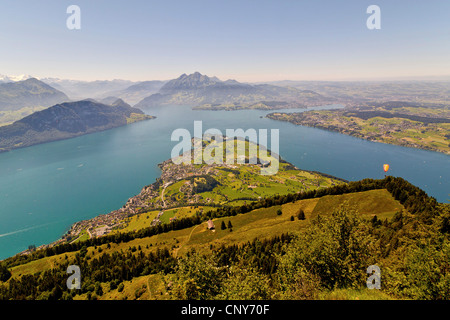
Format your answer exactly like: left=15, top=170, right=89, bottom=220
left=383, top=164, right=389, bottom=172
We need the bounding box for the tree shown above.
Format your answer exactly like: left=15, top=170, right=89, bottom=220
left=221, top=221, right=227, bottom=230
left=297, top=209, right=306, bottom=220
left=290, top=216, right=294, bottom=221
left=171, top=250, right=225, bottom=299
left=227, top=221, right=233, bottom=229
left=0, top=263, right=12, bottom=282
left=277, top=204, right=375, bottom=290
left=79, top=245, right=88, bottom=258
left=95, top=282, right=103, bottom=296
left=218, top=265, right=272, bottom=300
left=276, top=209, right=282, bottom=216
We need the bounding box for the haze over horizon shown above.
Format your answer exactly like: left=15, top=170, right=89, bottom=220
left=2, top=72, right=450, bottom=84
left=0, top=0, right=449, bottom=82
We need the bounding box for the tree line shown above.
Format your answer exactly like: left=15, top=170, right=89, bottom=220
left=0, top=246, right=175, bottom=300
left=2, top=176, right=443, bottom=271
left=1, top=176, right=449, bottom=300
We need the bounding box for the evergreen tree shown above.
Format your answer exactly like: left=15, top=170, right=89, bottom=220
left=0, top=264, right=11, bottom=282
left=221, top=221, right=227, bottom=230
left=297, top=209, right=306, bottom=220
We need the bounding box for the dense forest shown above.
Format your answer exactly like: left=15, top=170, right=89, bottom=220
left=168, top=202, right=449, bottom=300
left=1, top=176, right=449, bottom=299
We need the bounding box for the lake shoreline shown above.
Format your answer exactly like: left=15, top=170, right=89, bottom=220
left=0, top=105, right=448, bottom=260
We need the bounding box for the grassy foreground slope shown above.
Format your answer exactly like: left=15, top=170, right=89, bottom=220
left=1, top=174, right=448, bottom=300
left=4, top=186, right=400, bottom=299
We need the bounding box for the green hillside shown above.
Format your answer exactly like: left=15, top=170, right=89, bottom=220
left=1, top=175, right=448, bottom=300
left=0, top=99, right=154, bottom=153
left=59, top=138, right=344, bottom=244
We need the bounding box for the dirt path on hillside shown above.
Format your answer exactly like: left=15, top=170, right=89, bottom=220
left=173, top=224, right=200, bottom=258
left=160, top=182, right=172, bottom=208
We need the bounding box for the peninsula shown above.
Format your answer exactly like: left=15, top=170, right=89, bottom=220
left=267, top=103, right=450, bottom=154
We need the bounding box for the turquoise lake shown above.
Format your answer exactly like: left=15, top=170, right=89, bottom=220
left=0, top=105, right=449, bottom=259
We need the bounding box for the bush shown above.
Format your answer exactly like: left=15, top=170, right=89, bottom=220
left=0, top=264, right=11, bottom=282
left=277, top=204, right=375, bottom=290
left=171, top=250, right=224, bottom=299
left=218, top=266, right=272, bottom=300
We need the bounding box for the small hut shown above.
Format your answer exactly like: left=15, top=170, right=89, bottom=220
left=207, top=219, right=215, bottom=230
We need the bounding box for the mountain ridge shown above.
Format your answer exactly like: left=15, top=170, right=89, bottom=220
left=135, top=72, right=334, bottom=109
left=0, top=99, right=153, bottom=152
left=0, top=78, right=69, bottom=111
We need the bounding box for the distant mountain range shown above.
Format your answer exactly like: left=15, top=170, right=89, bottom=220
left=0, top=78, right=69, bottom=111
left=135, top=72, right=333, bottom=109
left=102, top=80, right=167, bottom=105
left=2, top=73, right=448, bottom=112
left=0, top=73, right=335, bottom=112
left=0, top=99, right=153, bottom=152
left=41, top=78, right=167, bottom=104
left=41, top=78, right=136, bottom=101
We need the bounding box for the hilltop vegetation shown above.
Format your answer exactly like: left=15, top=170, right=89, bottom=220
left=267, top=103, right=450, bottom=154
left=1, top=175, right=448, bottom=300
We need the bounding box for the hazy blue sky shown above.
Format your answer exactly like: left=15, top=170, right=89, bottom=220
left=0, top=0, right=449, bottom=82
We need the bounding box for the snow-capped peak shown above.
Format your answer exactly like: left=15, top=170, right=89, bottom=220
left=0, top=74, right=35, bottom=82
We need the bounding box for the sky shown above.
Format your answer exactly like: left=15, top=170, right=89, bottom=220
left=0, top=0, right=449, bottom=82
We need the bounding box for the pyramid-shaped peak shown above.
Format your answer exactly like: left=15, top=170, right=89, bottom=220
left=161, top=72, right=222, bottom=92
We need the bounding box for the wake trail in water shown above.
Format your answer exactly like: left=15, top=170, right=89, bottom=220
left=0, top=222, right=56, bottom=238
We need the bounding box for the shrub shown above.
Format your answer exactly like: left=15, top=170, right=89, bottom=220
left=297, top=209, right=306, bottom=220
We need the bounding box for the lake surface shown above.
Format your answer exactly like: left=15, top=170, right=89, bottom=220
left=0, top=105, right=449, bottom=259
